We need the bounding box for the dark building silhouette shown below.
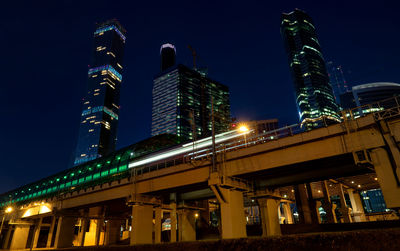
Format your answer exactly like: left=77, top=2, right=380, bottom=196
left=160, top=43, right=176, bottom=71
left=74, top=20, right=126, bottom=166
left=152, top=45, right=231, bottom=141
left=326, top=61, right=350, bottom=104
left=339, top=91, right=356, bottom=109
left=281, top=9, right=340, bottom=130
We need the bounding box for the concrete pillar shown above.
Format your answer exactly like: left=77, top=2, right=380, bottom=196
left=46, top=216, right=56, bottom=248
left=347, top=189, right=366, bottom=222
left=2, top=226, right=12, bottom=249
left=294, top=184, right=313, bottom=224
left=83, top=219, right=100, bottom=246
left=105, top=220, right=123, bottom=245
left=77, top=218, right=88, bottom=246
left=32, top=217, right=43, bottom=248
left=338, top=184, right=352, bottom=223
left=282, top=203, right=293, bottom=224
left=154, top=207, right=162, bottom=244
left=305, top=183, right=320, bottom=224
left=95, top=219, right=104, bottom=245
left=218, top=188, right=247, bottom=239
left=10, top=225, right=30, bottom=250
left=277, top=204, right=284, bottom=224
left=371, top=148, right=400, bottom=209
left=321, top=181, right=337, bottom=223
left=258, top=197, right=281, bottom=236
left=170, top=202, right=177, bottom=242
left=177, top=209, right=196, bottom=241
left=315, top=201, right=322, bottom=224
left=54, top=216, right=76, bottom=248
left=130, top=204, right=153, bottom=245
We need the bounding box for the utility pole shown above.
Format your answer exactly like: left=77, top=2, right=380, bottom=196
left=211, top=97, right=216, bottom=173
left=190, top=109, right=197, bottom=154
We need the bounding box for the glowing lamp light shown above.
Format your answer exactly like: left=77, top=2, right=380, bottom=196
left=239, top=125, right=249, bottom=133
left=5, top=207, right=12, bottom=213
left=194, top=213, right=199, bottom=218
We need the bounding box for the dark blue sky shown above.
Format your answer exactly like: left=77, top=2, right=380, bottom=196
left=0, top=0, right=399, bottom=193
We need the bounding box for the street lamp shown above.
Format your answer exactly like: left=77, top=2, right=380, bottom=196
left=0, top=207, right=13, bottom=236
left=239, top=125, right=249, bottom=147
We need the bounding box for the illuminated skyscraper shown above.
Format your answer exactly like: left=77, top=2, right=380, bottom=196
left=152, top=45, right=231, bottom=141
left=74, top=20, right=126, bottom=166
left=281, top=9, right=340, bottom=129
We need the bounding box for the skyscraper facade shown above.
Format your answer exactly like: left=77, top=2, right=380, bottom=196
left=152, top=45, right=231, bottom=141
left=326, top=61, right=350, bottom=104
left=74, top=20, right=126, bottom=166
left=281, top=9, right=340, bottom=130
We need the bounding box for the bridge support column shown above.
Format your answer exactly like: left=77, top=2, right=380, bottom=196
left=10, top=224, right=30, bottom=250
left=95, top=219, right=104, bottom=245
left=2, top=226, right=12, bottom=249
left=105, top=220, right=123, bottom=245
left=371, top=148, right=400, bottom=209
left=32, top=217, right=43, bottom=248
left=54, top=216, right=75, bottom=248
left=321, top=181, right=337, bottom=223
left=338, top=184, right=352, bottom=223
left=294, top=184, right=314, bottom=224
left=77, top=218, right=88, bottom=246
left=154, top=207, right=162, bottom=244
left=258, top=197, right=281, bottom=236
left=214, top=187, right=246, bottom=239
left=177, top=209, right=196, bottom=241
left=46, top=216, right=56, bottom=248
left=347, top=189, right=366, bottom=222
left=315, top=201, right=322, bottom=223
left=305, top=183, right=320, bottom=224
left=282, top=203, right=293, bottom=224
left=170, top=202, right=177, bottom=242
left=130, top=204, right=153, bottom=245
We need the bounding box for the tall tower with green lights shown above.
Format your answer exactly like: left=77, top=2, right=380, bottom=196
left=281, top=9, right=340, bottom=130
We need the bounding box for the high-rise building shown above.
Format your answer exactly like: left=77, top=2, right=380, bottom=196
left=160, top=43, right=176, bottom=72
left=281, top=9, right=340, bottom=130
left=74, top=20, right=126, bottom=166
left=326, top=62, right=350, bottom=104
left=151, top=45, right=231, bottom=141
left=340, top=82, right=400, bottom=117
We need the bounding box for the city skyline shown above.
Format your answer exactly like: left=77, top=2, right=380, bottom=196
left=0, top=1, right=399, bottom=193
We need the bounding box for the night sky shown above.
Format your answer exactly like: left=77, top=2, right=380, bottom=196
left=1, top=1, right=399, bottom=193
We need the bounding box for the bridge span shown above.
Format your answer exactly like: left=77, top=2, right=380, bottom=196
left=1, top=101, right=400, bottom=249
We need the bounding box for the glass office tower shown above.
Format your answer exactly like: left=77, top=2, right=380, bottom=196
left=152, top=46, right=230, bottom=141
left=74, top=20, right=126, bottom=166
left=281, top=9, right=340, bottom=130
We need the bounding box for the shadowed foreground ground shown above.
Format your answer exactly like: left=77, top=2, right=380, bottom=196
left=56, top=228, right=400, bottom=251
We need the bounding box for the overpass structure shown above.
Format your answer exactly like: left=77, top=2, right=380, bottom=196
left=1, top=97, right=400, bottom=249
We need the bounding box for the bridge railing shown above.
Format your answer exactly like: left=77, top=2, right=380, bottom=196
left=133, top=96, right=400, bottom=177
left=343, top=95, right=400, bottom=121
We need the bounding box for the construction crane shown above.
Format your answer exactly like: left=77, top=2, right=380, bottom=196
left=187, top=45, right=197, bottom=69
